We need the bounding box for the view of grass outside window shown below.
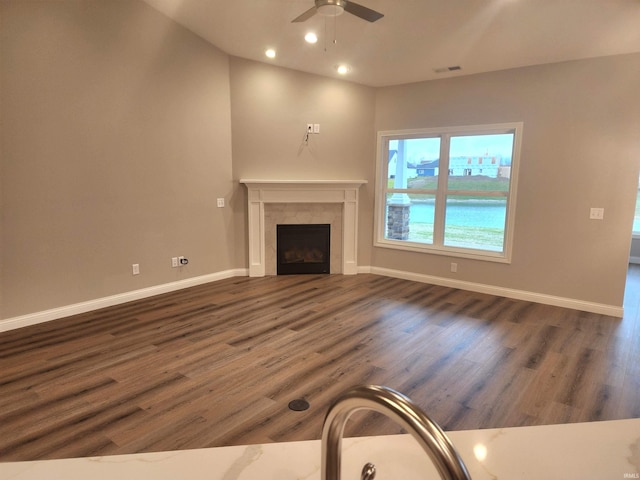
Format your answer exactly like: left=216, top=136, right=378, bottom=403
left=376, top=123, right=522, bottom=262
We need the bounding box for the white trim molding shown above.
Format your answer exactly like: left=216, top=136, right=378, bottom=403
left=358, top=265, right=624, bottom=317
left=2, top=264, right=623, bottom=334
left=240, top=179, right=367, bottom=277
left=0, top=269, right=247, bottom=333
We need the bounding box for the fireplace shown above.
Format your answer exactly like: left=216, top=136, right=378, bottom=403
left=240, top=179, right=367, bottom=277
left=277, top=224, right=330, bottom=274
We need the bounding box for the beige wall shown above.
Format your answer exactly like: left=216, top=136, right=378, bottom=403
left=0, top=0, right=234, bottom=318
left=374, top=54, right=640, bottom=306
left=228, top=57, right=376, bottom=268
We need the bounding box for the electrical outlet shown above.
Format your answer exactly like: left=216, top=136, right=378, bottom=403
left=450, top=262, right=458, bottom=273
left=217, top=198, right=225, bottom=208
left=171, top=257, right=178, bottom=268
left=132, top=263, right=140, bottom=275
left=307, top=123, right=313, bottom=133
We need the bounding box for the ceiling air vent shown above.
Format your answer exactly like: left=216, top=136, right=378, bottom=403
left=434, top=65, right=462, bottom=73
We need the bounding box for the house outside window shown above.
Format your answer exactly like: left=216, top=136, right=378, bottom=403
left=374, top=122, right=523, bottom=263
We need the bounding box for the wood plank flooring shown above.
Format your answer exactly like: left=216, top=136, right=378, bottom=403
left=1, top=268, right=639, bottom=461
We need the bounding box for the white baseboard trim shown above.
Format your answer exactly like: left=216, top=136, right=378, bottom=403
left=0, top=269, right=248, bottom=333
left=2, top=265, right=623, bottom=333
left=359, top=265, right=623, bottom=317
left=629, top=256, right=640, bottom=265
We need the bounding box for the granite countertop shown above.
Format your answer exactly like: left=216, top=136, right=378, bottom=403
left=3, top=418, right=639, bottom=479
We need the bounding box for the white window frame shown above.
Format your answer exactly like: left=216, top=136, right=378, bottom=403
left=374, top=122, right=523, bottom=263
left=633, top=173, right=640, bottom=239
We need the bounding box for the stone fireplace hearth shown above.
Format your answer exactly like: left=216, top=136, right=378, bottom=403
left=240, top=180, right=366, bottom=277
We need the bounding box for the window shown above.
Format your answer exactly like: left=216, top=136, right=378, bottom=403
left=374, top=122, right=523, bottom=262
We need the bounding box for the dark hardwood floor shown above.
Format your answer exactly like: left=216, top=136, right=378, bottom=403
left=1, top=267, right=639, bottom=461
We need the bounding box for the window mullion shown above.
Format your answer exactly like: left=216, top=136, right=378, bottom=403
left=433, top=135, right=449, bottom=246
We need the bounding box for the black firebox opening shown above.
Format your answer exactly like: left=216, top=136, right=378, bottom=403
left=277, top=224, right=330, bottom=275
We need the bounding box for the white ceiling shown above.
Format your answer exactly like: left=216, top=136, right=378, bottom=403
left=142, top=0, right=640, bottom=87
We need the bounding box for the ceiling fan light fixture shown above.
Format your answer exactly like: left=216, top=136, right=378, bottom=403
left=265, top=48, right=276, bottom=59
left=305, top=32, right=318, bottom=44
left=317, top=4, right=344, bottom=16
left=291, top=0, right=382, bottom=23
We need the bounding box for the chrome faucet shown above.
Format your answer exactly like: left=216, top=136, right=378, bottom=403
left=321, top=385, right=471, bottom=480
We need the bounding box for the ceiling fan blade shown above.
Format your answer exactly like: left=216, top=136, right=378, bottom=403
left=292, top=6, right=317, bottom=22
left=344, top=1, right=384, bottom=22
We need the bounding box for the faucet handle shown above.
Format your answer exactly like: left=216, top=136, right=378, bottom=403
left=361, top=463, right=376, bottom=480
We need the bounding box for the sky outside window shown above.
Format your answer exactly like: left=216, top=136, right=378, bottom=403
left=390, top=134, right=514, bottom=165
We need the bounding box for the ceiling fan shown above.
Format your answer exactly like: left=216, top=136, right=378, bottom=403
left=292, top=0, right=384, bottom=23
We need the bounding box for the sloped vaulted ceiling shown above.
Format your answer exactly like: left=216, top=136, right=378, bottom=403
left=142, top=0, right=640, bottom=86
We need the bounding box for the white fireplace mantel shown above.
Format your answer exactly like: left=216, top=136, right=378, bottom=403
left=240, top=179, right=367, bottom=277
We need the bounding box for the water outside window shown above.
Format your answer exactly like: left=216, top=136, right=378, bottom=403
left=443, top=196, right=507, bottom=251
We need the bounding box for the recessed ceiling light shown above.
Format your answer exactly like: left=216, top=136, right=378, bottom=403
left=305, top=32, right=318, bottom=44
left=336, top=64, right=350, bottom=75
left=265, top=48, right=276, bottom=59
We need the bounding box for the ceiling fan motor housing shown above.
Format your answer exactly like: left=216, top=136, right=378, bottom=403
left=317, top=0, right=347, bottom=16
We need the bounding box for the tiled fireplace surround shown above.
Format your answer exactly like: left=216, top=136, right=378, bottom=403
left=240, top=180, right=367, bottom=277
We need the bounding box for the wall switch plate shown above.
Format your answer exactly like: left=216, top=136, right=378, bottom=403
left=132, top=263, right=140, bottom=275
left=590, top=207, right=604, bottom=220
left=217, top=198, right=225, bottom=208
left=313, top=123, right=320, bottom=134
left=171, top=257, right=178, bottom=268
